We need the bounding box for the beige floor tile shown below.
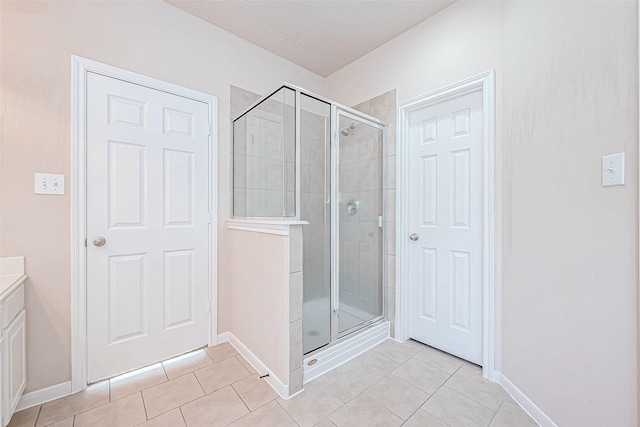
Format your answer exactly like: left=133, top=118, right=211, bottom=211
left=205, top=342, right=238, bottom=363
left=136, top=409, right=186, bottom=427
left=490, top=401, right=537, bottom=427
left=277, top=381, right=343, bottom=427
left=194, top=357, right=250, bottom=394
left=371, top=339, right=424, bottom=364
left=75, top=392, right=145, bottom=427
left=364, top=374, right=429, bottom=420
left=162, top=350, right=213, bottom=380
left=46, top=418, right=74, bottom=427
left=231, top=374, right=277, bottom=410
left=329, top=394, right=403, bottom=427
left=110, top=363, right=168, bottom=401
left=228, top=400, right=297, bottom=427
left=314, top=420, right=337, bottom=427
left=391, top=358, right=450, bottom=395
left=422, top=386, right=495, bottom=427
left=402, top=409, right=448, bottom=427
left=7, top=405, right=40, bottom=427
left=445, top=365, right=506, bottom=411
left=235, top=355, right=257, bottom=375
left=37, top=381, right=110, bottom=426
left=180, top=386, right=249, bottom=427
left=316, top=351, right=399, bottom=402
left=413, top=346, right=465, bottom=374
left=142, top=373, right=204, bottom=419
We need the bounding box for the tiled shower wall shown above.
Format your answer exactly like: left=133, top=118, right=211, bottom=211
left=352, top=90, right=397, bottom=338
left=230, top=86, right=262, bottom=216
left=232, top=88, right=295, bottom=218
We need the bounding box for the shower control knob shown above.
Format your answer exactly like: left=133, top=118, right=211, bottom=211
left=409, top=233, right=419, bottom=241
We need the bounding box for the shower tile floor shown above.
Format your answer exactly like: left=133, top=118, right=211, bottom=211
left=9, top=340, right=537, bottom=427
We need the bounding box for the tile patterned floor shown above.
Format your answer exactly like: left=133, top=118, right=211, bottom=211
left=8, top=340, right=538, bottom=427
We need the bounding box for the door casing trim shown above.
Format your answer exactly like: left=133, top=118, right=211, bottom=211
left=70, top=55, right=218, bottom=392
left=396, top=70, right=497, bottom=380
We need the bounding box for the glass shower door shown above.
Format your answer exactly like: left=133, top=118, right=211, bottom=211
left=336, top=112, right=384, bottom=336
left=301, top=95, right=331, bottom=354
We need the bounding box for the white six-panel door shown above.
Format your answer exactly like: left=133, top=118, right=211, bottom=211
left=407, top=90, right=483, bottom=364
left=86, top=72, right=210, bottom=381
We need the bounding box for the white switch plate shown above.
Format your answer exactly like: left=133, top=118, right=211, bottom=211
left=35, top=173, right=65, bottom=195
left=602, top=153, right=625, bottom=187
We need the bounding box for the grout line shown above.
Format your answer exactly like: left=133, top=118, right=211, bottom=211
left=160, top=360, right=169, bottom=381
left=486, top=397, right=508, bottom=426
left=425, top=410, right=452, bottom=427
left=279, top=401, right=302, bottom=427
left=230, top=382, right=252, bottom=412
left=412, top=360, right=461, bottom=408
left=44, top=383, right=113, bottom=424
left=443, top=366, right=504, bottom=413
left=201, top=347, right=214, bottom=364
left=191, top=371, right=207, bottom=395
left=178, top=407, right=188, bottom=427
left=140, top=390, right=149, bottom=422
left=143, top=373, right=207, bottom=420
left=32, top=405, right=42, bottom=427
left=313, top=381, right=346, bottom=418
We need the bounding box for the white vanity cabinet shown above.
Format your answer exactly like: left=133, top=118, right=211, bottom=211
left=0, top=257, right=27, bottom=426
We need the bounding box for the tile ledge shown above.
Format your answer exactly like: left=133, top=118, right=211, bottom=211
left=226, top=219, right=308, bottom=236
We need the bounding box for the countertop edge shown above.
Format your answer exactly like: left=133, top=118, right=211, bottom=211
left=0, top=274, right=27, bottom=300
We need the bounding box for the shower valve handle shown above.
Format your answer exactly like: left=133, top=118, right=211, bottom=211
left=409, top=233, right=419, bottom=241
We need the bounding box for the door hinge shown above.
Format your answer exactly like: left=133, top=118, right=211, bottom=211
left=378, top=216, right=384, bottom=228
left=208, top=124, right=211, bottom=136
left=207, top=300, right=211, bottom=313
left=84, top=238, right=87, bottom=248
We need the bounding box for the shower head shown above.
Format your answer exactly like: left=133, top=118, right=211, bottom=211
left=340, top=123, right=356, bottom=137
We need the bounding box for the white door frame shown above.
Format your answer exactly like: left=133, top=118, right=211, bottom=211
left=70, top=56, right=218, bottom=392
left=396, top=70, right=497, bottom=381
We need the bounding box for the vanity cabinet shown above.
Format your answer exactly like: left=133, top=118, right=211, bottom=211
left=0, top=257, right=27, bottom=426
left=3, top=302, right=25, bottom=425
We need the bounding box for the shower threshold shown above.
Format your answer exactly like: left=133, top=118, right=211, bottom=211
left=302, top=321, right=389, bottom=384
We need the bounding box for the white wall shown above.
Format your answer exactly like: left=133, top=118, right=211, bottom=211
left=0, top=0, right=323, bottom=393
left=325, top=1, right=638, bottom=425
left=227, top=229, right=290, bottom=384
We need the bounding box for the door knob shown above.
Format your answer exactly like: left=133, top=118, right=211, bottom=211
left=409, top=233, right=419, bottom=241
left=93, top=236, right=107, bottom=247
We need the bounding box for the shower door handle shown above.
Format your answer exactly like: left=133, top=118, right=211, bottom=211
left=409, top=233, right=419, bottom=241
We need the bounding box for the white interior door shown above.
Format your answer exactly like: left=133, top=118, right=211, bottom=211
left=86, top=72, right=210, bottom=381
left=407, top=90, right=483, bottom=364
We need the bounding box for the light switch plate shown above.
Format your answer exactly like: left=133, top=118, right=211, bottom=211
left=602, top=152, right=625, bottom=187
left=35, top=173, right=65, bottom=195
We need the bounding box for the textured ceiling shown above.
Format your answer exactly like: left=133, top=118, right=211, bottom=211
left=165, top=1, right=454, bottom=77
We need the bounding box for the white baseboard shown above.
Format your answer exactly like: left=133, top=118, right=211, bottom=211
left=16, top=381, right=72, bottom=411
left=498, top=372, right=556, bottom=427
left=216, top=331, right=230, bottom=344
left=222, top=332, right=290, bottom=399
left=303, top=321, right=389, bottom=384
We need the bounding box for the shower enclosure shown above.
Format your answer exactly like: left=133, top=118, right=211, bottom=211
left=233, top=84, right=386, bottom=357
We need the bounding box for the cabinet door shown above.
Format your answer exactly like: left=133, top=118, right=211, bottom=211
left=4, top=310, right=25, bottom=426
